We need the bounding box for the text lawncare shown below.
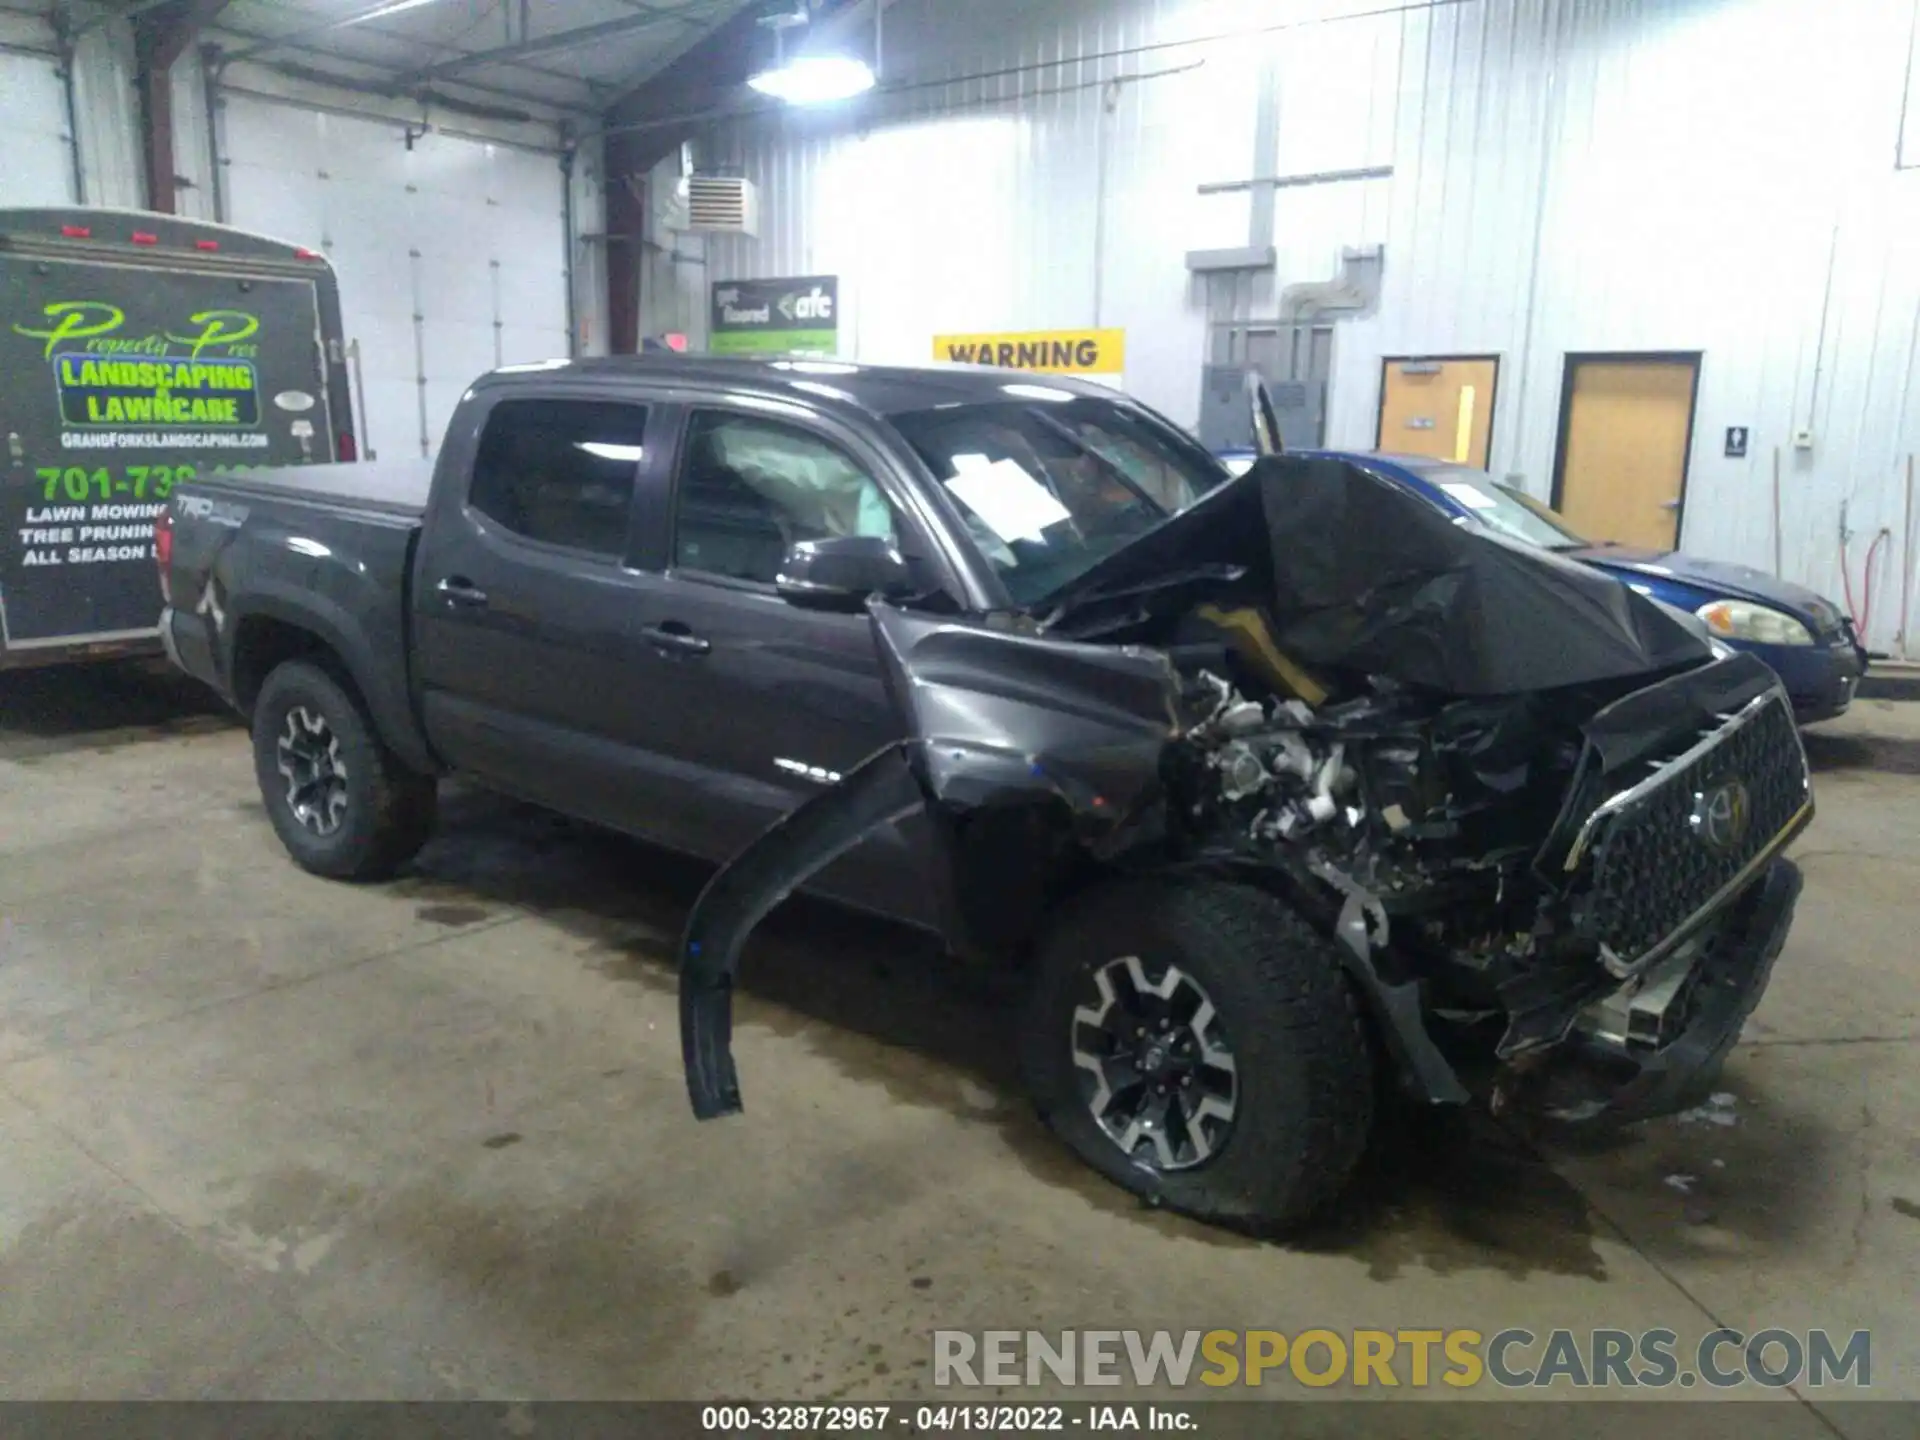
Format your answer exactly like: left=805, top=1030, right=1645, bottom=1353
left=58, top=354, right=259, bottom=428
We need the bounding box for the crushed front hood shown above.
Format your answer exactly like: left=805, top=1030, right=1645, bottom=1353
left=1047, top=456, right=1712, bottom=695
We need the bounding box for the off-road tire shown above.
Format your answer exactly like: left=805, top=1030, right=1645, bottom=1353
left=251, top=659, right=436, bottom=881
left=1020, top=878, right=1374, bottom=1232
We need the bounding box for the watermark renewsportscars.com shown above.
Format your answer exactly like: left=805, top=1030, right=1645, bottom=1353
left=933, top=1328, right=1872, bottom=1391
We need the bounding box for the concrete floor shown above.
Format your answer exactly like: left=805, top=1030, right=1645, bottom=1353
left=1, top=661, right=1917, bottom=1429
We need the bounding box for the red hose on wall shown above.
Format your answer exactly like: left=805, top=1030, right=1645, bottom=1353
left=1844, top=530, right=1891, bottom=648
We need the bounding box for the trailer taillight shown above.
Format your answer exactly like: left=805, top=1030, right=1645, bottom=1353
left=61, top=224, right=91, bottom=238
left=337, top=432, right=357, bottom=462
left=154, top=510, right=173, bottom=606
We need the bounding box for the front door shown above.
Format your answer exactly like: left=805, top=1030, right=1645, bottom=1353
left=627, top=403, right=939, bottom=923
left=1552, top=354, right=1700, bottom=550
left=1376, top=355, right=1499, bottom=469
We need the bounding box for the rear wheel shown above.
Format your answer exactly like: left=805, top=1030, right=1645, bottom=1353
left=1020, top=878, right=1374, bottom=1232
left=251, top=659, right=436, bottom=880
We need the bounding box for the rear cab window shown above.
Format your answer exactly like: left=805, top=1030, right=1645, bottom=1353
left=468, top=397, right=650, bottom=559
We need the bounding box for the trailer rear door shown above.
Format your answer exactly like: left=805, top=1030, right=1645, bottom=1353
left=2, top=244, right=336, bottom=654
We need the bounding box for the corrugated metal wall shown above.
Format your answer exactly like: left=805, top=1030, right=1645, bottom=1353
left=701, top=0, right=1920, bottom=650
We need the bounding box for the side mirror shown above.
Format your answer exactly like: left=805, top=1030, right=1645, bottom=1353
left=775, top=534, right=912, bottom=612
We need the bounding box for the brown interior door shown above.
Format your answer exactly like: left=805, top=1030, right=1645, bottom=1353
left=1553, top=356, right=1699, bottom=550
left=1376, top=356, right=1499, bottom=469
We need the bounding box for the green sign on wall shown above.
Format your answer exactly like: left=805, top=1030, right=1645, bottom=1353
left=709, top=275, right=838, bottom=356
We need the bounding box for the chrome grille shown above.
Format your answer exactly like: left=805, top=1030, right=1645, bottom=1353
left=1569, top=690, right=1810, bottom=974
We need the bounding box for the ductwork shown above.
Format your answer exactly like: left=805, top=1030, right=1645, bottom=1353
left=1280, top=244, right=1384, bottom=321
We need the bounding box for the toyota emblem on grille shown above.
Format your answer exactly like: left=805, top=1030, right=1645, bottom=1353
left=1689, top=778, right=1752, bottom=853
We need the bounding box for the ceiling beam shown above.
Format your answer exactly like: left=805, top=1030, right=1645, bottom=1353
left=217, top=0, right=462, bottom=67
left=599, top=1, right=866, bottom=353
left=405, top=6, right=713, bottom=84
left=300, top=4, right=607, bottom=90
left=132, top=0, right=231, bottom=212
left=207, top=17, right=606, bottom=111
left=134, top=0, right=229, bottom=69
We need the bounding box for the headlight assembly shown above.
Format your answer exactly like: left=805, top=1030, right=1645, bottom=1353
left=1696, top=598, right=1815, bottom=647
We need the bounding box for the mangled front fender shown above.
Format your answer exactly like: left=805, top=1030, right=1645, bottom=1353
left=679, top=605, right=1185, bottom=1121
left=681, top=741, right=926, bottom=1119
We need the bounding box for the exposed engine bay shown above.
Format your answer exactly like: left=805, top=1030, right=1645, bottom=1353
left=1153, top=645, right=1805, bottom=1118
left=679, top=457, right=1813, bottom=1134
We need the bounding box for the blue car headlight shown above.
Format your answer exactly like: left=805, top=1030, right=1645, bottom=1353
left=1696, top=598, right=1816, bottom=647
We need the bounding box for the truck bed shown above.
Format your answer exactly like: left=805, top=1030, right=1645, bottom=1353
left=164, top=458, right=435, bottom=773
left=202, top=459, right=435, bottom=519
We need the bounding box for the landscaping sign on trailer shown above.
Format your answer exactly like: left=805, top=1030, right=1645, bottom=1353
left=0, top=208, right=353, bottom=668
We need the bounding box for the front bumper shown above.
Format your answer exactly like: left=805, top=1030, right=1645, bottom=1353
left=1515, top=856, right=1801, bottom=1125
left=1752, top=635, right=1867, bottom=724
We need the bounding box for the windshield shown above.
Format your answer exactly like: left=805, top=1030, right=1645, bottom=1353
left=1400, top=462, right=1589, bottom=549
left=889, top=394, right=1229, bottom=605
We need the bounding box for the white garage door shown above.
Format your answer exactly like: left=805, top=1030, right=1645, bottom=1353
left=0, top=53, right=78, bottom=206
left=220, top=97, right=569, bottom=459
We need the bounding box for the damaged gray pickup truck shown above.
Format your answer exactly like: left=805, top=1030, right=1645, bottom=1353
left=679, top=398, right=1813, bottom=1234
left=158, top=358, right=1810, bottom=1233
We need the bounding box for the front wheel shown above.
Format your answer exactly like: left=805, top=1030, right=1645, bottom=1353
left=251, top=659, right=436, bottom=881
left=1020, top=878, right=1374, bottom=1232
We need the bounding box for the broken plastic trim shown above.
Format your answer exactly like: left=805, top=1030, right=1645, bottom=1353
left=680, top=742, right=926, bottom=1120
left=1311, top=858, right=1471, bottom=1106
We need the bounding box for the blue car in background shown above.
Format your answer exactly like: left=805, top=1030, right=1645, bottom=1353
left=1216, top=448, right=1868, bottom=723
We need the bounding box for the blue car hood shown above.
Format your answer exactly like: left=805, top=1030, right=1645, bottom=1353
left=1568, top=545, right=1844, bottom=631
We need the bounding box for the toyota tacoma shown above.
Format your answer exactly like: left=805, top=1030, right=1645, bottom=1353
left=157, top=357, right=1811, bottom=1231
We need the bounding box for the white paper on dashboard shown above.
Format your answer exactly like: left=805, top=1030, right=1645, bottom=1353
left=1437, top=481, right=1498, bottom=511
left=944, top=460, right=1071, bottom=543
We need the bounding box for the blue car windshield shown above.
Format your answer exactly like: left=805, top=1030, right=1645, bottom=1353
left=1396, top=461, right=1590, bottom=550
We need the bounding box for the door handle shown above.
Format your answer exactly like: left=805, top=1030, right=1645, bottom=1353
left=436, top=576, right=489, bottom=607
left=1659, top=499, right=1683, bottom=510
left=642, top=621, right=711, bottom=656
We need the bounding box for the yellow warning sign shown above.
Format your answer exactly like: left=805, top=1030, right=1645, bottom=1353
left=933, top=328, right=1126, bottom=375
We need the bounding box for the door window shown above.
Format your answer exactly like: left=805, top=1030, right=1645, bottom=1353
left=672, top=410, right=898, bottom=583
left=468, top=398, right=649, bottom=558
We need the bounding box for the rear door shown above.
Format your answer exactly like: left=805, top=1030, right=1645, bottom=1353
left=411, top=388, right=699, bottom=838
left=0, top=245, right=335, bottom=652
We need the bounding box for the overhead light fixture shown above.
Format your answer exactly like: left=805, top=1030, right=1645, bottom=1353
left=747, top=55, right=876, bottom=105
